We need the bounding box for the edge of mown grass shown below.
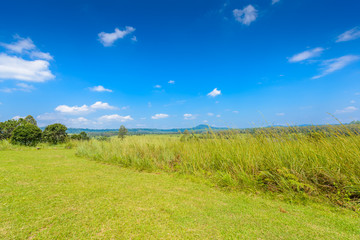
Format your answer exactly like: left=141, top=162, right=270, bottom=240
left=75, top=128, right=360, bottom=211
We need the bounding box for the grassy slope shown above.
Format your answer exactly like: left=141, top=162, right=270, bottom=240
left=0, top=150, right=359, bottom=239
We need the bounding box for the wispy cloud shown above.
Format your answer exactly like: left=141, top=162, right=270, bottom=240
left=233, top=5, right=258, bottom=26
left=335, top=106, right=358, bottom=114
left=276, top=112, right=285, bottom=116
left=272, top=0, right=280, bottom=5
left=0, top=37, right=35, bottom=53
left=289, top=47, right=324, bottom=63
left=168, top=80, right=175, bottom=84
left=98, top=114, right=133, bottom=122
left=98, top=26, right=136, bottom=47
left=207, top=88, right=221, bottom=97
left=184, top=113, right=196, bottom=120
left=336, top=27, right=360, bottom=42
left=29, top=51, right=53, bottom=61
left=89, top=85, right=112, bottom=92
left=151, top=113, right=169, bottom=119
left=0, top=83, right=35, bottom=93
left=312, top=55, right=359, bottom=79
left=0, top=36, right=53, bottom=60
left=90, top=101, right=116, bottom=110
left=154, top=84, right=162, bottom=88
left=131, top=36, right=138, bottom=42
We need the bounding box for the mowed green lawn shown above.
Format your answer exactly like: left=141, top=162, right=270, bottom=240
left=0, top=150, right=359, bottom=239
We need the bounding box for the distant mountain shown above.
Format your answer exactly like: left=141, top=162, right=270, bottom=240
left=64, top=125, right=228, bottom=135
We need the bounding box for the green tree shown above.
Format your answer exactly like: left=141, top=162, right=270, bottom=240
left=11, top=123, right=42, bottom=146
left=43, top=123, right=68, bottom=144
left=70, top=131, right=89, bottom=141
left=0, top=119, right=22, bottom=140
left=24, top=115, right=37, bottom=126
left=79, top=131, right=90, bottom=140
left=118, top=125, right=128, bottom=140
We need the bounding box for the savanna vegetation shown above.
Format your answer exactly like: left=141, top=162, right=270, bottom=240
left=76, top=124, right=360, bottom=210
left=1, top=115, right=360, bottom=239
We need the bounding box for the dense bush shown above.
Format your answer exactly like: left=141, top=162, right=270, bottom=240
left=70, top=131, right=89, bottom=141
left=43, top=123, right=68, bottom=144
left=0, top=120, right=20, bottom=140
left=11, top=123, right=42, bottom=146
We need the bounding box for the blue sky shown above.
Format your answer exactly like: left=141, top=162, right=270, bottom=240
left=1, top=0, right=360, bottom=129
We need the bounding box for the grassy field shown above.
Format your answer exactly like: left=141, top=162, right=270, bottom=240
left=0, top=149, right=359, bottom=239
left=76, top=130, right=360, bottom=208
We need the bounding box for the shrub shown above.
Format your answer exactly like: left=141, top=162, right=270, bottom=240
left=118, top=125, right=127, bottom=140
left=43, top=123, right=68, bottom=144
left=0, top=119, right=21, bottom=140
left=70, top=131, right=89, bottom=141
left=11, top=123, right=42, bottom=146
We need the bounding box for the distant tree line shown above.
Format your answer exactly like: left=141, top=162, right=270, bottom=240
left=0, top=115, right=90, bottom=146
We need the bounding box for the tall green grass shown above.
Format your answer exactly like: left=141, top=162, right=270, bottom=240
left=76, top=128, right=360, bottom=208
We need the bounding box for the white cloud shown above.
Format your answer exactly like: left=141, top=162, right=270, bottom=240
left=55, top=104, right=90, bottom=114
left=207, top=88, right=221, bottom=97
left=276, top=112, right=285, bottom=116
left=154, top=84, right=162, bottom=88
left=168, top=80, right=175, bottom=84
left=151, top=113, right=169, bottom=119
left=0, top=82, right=35, bottom=93
left=207, top=113, right=214, bottom=116
left=350, top=100, right=356, bottom=104
left=272, top=0, right=280, bottom=5
left=184, top=113, right=196, bottom=120
left=335, top=106, right=358, bottom=114
left=29, top=51, right=53, bottom=60
left=68, top=117, right=90, bottom=124
left=216, top=114, right=221, bottom=118
left=233, top=111, right=239, bottom=114
left=131, top=36, right=138, bottom=42
left=36, top=113, right=99, bottom=128
left=55, top=101, right=117, bottom=114
left=0, top=53, right=54, bottom=82
left=312, top=55, right=359, bottom=79
left=98, top=114, right=133, bottom=122
left=90, top=101, right=116, bottom=110
left=89, top=85, right=113, bottom=92
left=336, top=27, right=360, bottom=43
left=37, top=113, right=62, bottom=121
left=233, top=5, right=258, bottom=26
left=0, top=36, right=53, bottom=60
left=16, top=83, right=34, bottom=89
left=289, top=47, right=324, bottom=63
left=0, top=37, right=35, bottom=54
left=98, top=26, right=136, bottom=47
